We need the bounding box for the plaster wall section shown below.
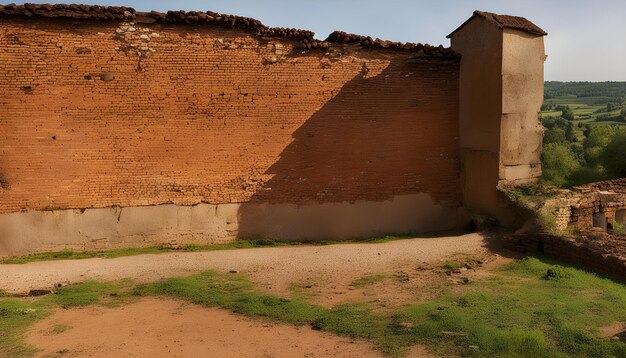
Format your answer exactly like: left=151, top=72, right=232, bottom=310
left=450, top=18, right=503, bottom=214
left=500, top=29, right=545, bottom=183
left=0, top=194, right=462, bottom=256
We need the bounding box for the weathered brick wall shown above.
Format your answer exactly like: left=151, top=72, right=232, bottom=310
left=545, top=179, right=626, bottom=233
left=506, top=233, right=626, bottom=284
left=0, top=17, right=460, bottom=214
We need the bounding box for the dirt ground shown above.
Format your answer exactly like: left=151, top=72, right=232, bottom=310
left=4, top=233, right=511, bottom=357
left=0, top=233, right=496, bottom=297
left=26, top=297, right=385, bottom=358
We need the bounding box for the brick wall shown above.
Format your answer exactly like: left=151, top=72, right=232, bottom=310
left=544, top=179, right=626, bottom=233
left=506, top=233, right=626, bottom=284
left=0, top=17, right=460, bottom=214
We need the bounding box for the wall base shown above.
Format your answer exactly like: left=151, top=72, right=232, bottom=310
left=0, top=194, right=466, bottom=257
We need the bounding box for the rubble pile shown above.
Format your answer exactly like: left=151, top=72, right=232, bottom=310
left=326, top=30, right=457, bottom=56
left=1, top=3, right=456, bottom=54
left=0, top=3, right=134, bottom=20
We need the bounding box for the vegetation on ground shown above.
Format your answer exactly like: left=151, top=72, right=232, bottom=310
left=0, top=235, right=418, bottom=265
left=541, top=82, right=626, bottom=188
left=499, top=182, right=565, bottom=234
left=440, top=260, right=462, bottom=270
left=3, top=257, right=625, bottom=357
left=0, top=281, right=131, bottom=357
left=132, top=259, right=626, bottom=357
left=350, top=274, right=387, bottom=288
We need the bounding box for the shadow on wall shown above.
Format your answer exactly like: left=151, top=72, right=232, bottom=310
left=236, top=55, right=465, bottom=240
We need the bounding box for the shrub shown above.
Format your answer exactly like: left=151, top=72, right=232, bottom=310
left=544, top=266, right=570, bottom=281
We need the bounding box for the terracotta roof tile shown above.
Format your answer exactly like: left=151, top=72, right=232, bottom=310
left=448, top=10, right=547, bottom=38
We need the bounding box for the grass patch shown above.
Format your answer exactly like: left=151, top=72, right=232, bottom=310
left=47, top=324, right=71, bottom=335
left=52, top=280, right=133, bottom=308
left=0, top=240, right=303, bottom=264
left=3, top=256, right=625, bottom=357
left=134, top=271, right=326, bottom=325
left=0, top=298, right=50, bottom=357
left=613, top=221, right=626, bottom=235
left=395, top=257, right=626, bottom=357
left=288, top=282, right=318, bottom=300
left=350, top=274, right=387, bottom=288
left=0, top=234, right=436, bottom=265
left=441, top=261, right=461, bottom=270
left=134, top=259, right=626, bottom=357
left=0, top=280, right=134, bottom=356
left=133, top=271, right=396, bottom=354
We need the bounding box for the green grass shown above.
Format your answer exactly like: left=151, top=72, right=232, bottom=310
left=3, top=257, right=626, bottom=357
left=0, top=241, right=297, bottom=264
left=350, top=274, right=387, bottom=288
left=0, top=298, right=50, bottom=357
left=0, top=234, right=437, bottom=265
left=52, top=280, right=133, bottom=308
left=133, top=271, right=326, bottom=325
left=135, top=258, right=626, bottom=357
left=441, top=261, right=462, bottom=270
left=0, top=281, right=130, bottom=357
left=394, top=258, right=626, bottom=357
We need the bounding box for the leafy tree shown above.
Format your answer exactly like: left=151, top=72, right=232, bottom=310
left=562, top=108, right=575, bottom=121
left=584, top=125, right=616, bottom=149
left=543, top=128, right=567, bottom=144
left=542, top=117, right=569, bottom=130
left=569, top=142, right=586, bottom=164
left=607, top=102, right=615, bottom=112
left=565, top=122, right=577, bottom=142
left=542, top=117, right=556, bottom=129
left=600, top=130, right=626, bottom=178
left=584, top=146, right=604, bottom=168
left=542, top=143, right=581, bottom=187
left=568, top=167, right=606, bottom=186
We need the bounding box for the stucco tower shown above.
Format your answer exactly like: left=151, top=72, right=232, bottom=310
left=448, top=11, right=547, bottom=218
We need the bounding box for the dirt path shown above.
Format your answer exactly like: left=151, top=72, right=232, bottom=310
left=26, top=297, right=383, bottom=358
left=9, top=233, right=501, bottom=358
left=0, top=233, right=490, bottom=295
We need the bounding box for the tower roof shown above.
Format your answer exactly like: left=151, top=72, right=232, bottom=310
left=447, top=10, right=547, bottom=38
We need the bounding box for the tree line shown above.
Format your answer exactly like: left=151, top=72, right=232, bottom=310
left=545, top=81, right=626, bottom=99
left=542, top=119, right=626, bottom=187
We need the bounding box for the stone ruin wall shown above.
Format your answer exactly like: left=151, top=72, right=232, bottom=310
left=509, top=179, right=626, bottom=284
left=548, top=179, right=626, bottom=233
left=0, top=5, right=464, bottom=255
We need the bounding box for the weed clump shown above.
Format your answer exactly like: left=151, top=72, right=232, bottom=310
left=544, top=265, right=570, bottom=281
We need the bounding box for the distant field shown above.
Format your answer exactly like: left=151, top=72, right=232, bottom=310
left=541, top=84, right=626, bottom=139
left=541, top=82, right=626, bottom=188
